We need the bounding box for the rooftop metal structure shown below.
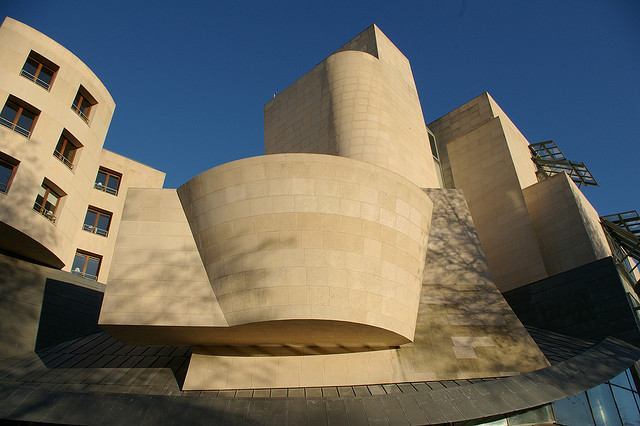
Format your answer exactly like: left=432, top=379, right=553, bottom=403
left=529, top=140, right=598, bottom=187
left=601, top=210, right=640, bottom=287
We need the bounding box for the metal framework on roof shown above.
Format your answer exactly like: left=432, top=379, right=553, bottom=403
left=529, top=140, right=598, bottom=187
left=601, top=210, right=640, bottom=287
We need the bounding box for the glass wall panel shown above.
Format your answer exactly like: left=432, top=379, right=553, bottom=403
left=553, top=392, right=595, bottom=425
left=508, top=405, right=554, bottom=425
left=611, top=386, right=640, bottom=426
left=612, top=372, right=632, bottom=389
left=588, top=384, right=622, bottom=426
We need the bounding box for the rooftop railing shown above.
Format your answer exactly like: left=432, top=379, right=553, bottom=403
left=82, top=223, right=109, bottom=237
left=71, top=269, right=97, bottom=281
left=71, top=104, right=90, bottom=123
left=20, top=69, right=51, bottom=91
left=53, top=150, right=74, bottom=169
left=33, top=203, right=56, bottom=223
left=94, top=182, right=118, bottom=196
left=0, top=116, right=31, bottom=137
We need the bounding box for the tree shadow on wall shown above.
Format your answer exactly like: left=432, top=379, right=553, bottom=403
left=409, top=189, right=551, bottom=377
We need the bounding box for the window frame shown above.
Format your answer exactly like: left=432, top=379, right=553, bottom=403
left=20, top=51, right=59, bottom=91
left=0, top=96, right=40, bottom=138
left=71, top=85, right=97, bottom=124
left=71, top=249, right=102, bottom=281
left=94, top=167, right=122, bottom=196
left=82, top=206, right=113, bottom=237
left=0, top=153, right=19, bottom=195
left=33, top=180, right=64, bottom=223
left=53, top=130, right=82, bottom=170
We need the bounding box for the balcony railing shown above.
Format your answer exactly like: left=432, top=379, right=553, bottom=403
left=94, top=182, right=118, bottom=196
left=53, top=150, right=74, bottom=169
left=83, top=223, right=109, bottom=237
left=71, top=104, right=90, bottom=123
left=71, top=269, right=97, bottom=281
left=0, top=116, right=31, bottom=137
left=20, top=69, right=51, bottom=90
left=33, top=203, right=56, bottom=223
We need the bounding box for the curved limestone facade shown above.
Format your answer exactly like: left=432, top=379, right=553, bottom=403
left=177, top=154, right=432, bottom=343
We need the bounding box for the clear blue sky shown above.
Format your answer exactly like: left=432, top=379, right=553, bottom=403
left=5, top=0, right=639, bottom=214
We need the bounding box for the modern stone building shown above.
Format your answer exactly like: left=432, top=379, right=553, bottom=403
left=1, top=16, right=640, bottom=425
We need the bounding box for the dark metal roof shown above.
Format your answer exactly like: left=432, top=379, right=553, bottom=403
left=1, top=330, right=639, bottom=424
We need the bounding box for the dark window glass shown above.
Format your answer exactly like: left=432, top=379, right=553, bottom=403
left=96, top=214, right=111, bottom=232
left=95, top=170, right=107, bottom=187
left=0, top=160, right=14, bottom=193
left=20, top=52, right=58, bottom=90
left=71, top=253, right=85, bottom=273
left=0, top=98, right=39, bottom=137
left=611, top=386, right=640, bottom=425
left=53, top=133, right=80, bottom=169
left=22, top=57, right=38, bottom=76
left=33, top=182, right=62, bottom=222
left=428, top=132, right=438, bottom=159
left=588, top=384, right=623, bottom=426
left=17, top=109, right=36, bottom=132
left=83, top=210, right=97, bottom=228
left=553, top=392, right=595, bottom=425
left=1, top=102, right=18, bottom=123
left=38, top=67, right=54, bottom=85
left=86, top=257, right=101, bottom=277
left=72, top=87, right=96, bottom=123
left=106, top=175, right=120, bottom=192
left=83, top=207, right=112, bottom=236
left=94, top=168, right=121, bottom=196
left=71, top=251, right=101, bottom=280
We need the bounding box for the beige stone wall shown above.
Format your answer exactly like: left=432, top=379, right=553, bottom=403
left=177, top=153, right=432, bottom=343
left=265, top=26, right=439, bottom=189
left=99, top=188, right=226, bottom=327
left=101, top=154, right=432, bottom=347
left=183, top=189, right=548, bottom=390
left=523, top=173, right=611, bottom=276
left=0, top=18, right=165, bottom=282
left=75, top=149, right=165, bottom=283
left=430, top=92, right=613, bottom=291
left=428, top=93, right=496, bottom=188
left=444, top=116, right=548, bottom=291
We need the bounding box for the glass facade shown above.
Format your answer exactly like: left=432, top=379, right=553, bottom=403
left=553, top=368, right=640, bottom=426
left=467, top=369, right=640, bottom=426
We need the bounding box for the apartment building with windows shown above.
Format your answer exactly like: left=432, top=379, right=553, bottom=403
left=0, top=17, right=165, bottom=284
left=1, top=16, right=640, bottom=425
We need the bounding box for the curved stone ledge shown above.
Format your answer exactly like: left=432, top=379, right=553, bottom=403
left=177, top=153, right=433, bottom=343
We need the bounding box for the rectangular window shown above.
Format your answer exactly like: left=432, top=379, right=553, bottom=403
left=33, top=179, right=64, bottom=223
left=83, top=207, right=112, bottom=237
left=428, top=131, right=439, bottom=160
left=0, top=153, right=19, bottom=194
left=94, top=167, right=121, bottom=196
left=53, top=130, right=82, bottom=169
left=71, top=250, right=102, bottom=281
left=71, top=86, right=97, bottom=123
left=0, top=96, right=40, bottom=138
left=20, top=51, right=59, bottom=91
